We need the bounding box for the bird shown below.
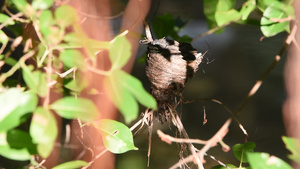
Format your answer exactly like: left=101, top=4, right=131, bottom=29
left=141, top=23, right=203, bottom=123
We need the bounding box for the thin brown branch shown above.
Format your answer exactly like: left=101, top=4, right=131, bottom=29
left=157, top=130, right=208, bottom=145
left=0, top=12, right=23, bottom=30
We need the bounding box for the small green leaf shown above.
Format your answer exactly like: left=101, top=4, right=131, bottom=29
left=233, top=142, right=256, bottom=163
left=22, top=65, right=47, bottom=97
left=0, top=132, right=34, bottom=161
left=11, top=0, right=34, bottom=17
left=52, top=160, right=89, bottom=169
left=104, top=72, right=138, bottom=124
left=0, top=14, right=15, bottom=25
left=50, top=97, right=99, bottom=122
left=4, top=57, right=18, bottom=66
left=30, top=107, right=58, bottom=158
left=215, top=9, right=241, bottom=26
left=282, top=136, right=300, bottom=163
left=95, top=119, right=137, bottom=154
left=55, top=5, right=78, bottom=28
left=109, top=34, right=131, bottom=70
left=32, top=0, right=54, bottom=10
left=7, top=129, right=36, bottom=153
left=0, top=30, right=9, bottom=45
left=39, top=10, right=54, bottom=37
left=59, top=49, right=86, bottom=70
left=240, top=0, right=256, bottom=20
left=211, top=164, right=238, bottom=169
left=64, top=78, right=87, bottom=93
left=117, top=70, right=157, bottom=110
left=0, top=88, right=38, bottom=132
left=247, top=152, right=293, bottom=169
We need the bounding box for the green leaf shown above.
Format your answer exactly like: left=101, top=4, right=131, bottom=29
left=39, top=9, right=54, bottom=37
left=32, top=0, right=54, bottom=10
left=240, top=0, right=256, bottom=20
left=22, top=65, right=47, bottom=97
left=214, top=0, right=241, bottom=26
left=55, top=5, right=78, bottom=28
left=59, top=49, right=86, bottom=70
left=0, top=30, right=9, bottom=45
left=64, top=78, right=87, bottom=93
left=4, top=57, right=18, bottom=66
left=233, top=142, right=256, bottom=163
left=203, top=0, right=219, bottom=29
left=0, top=14, right=15, bottom=25
left=104, top=71, right=138, bottom=124
left=260, top=6, right=291, bottom=37
left=30, top=107, right=58, bottom=158
left=95, top=119, right=137, bottom=154
left=211, top=164, right=238, bottom=169
left=282, top=136, right=300, bottom=163
left=247, top=152, right=292, bottom=169
left=52, top=160, right=89, bottom=169
left=152, top=13, right=175, bottom=38
left=11, top=0, right=34, bottom=17
left=109, top=34, right=131, bottom=70
left=0, top=131, right=35, bottom=161
left=50, top=97, right=99, bottom=122
left=0, top=88, right=38, bottom=132
left=117, top=70, right=157, bottom=110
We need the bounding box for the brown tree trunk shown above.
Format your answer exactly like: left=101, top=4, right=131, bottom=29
left=283, top=1, right=300, bottom=168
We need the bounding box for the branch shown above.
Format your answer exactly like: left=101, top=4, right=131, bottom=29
left=157, top=130, right=208, bottom=145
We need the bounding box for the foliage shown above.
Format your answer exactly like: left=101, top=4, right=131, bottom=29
left=0, top=0, right=156, bottom=168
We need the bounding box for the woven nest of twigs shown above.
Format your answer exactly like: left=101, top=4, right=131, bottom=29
left=141, top=24, right=203, bottom=123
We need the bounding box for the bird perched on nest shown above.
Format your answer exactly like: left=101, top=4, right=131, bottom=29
left=140, top=23, right=203, bottom=123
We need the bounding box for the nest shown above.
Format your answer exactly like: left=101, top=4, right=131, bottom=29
left=141, top=35, right=203, bottom=122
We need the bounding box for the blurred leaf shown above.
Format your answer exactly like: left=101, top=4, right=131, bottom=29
left=55, top=5, right=77, bottom=29
left=95, top=119, right=137, bottom=154
left=211, top=164, right=238, bottom=169
left=0, top=14, right=15, bottom=25
left=117, top=70, right=157, bottom=110
left=104, top=71, right=138, bottom=124
left=247, top=152, right=292, bottom=169
left=64, top=78, right=87, bottom=93
left=0, top=30, right=8, bottom=45
left=39, top=9, right=54, bottom=37
left=50, top=97, right=99, bottom=122
left=30, top=107, right=57, bottom=158
left=7, top=129, right=36, bottom=152
left=0, top=132, right=33, bottom=161
left=261, top=6, right=291, bottom=37
left=0, top=88, right=38, bottom=132
left=152, top=13, right=175, bottom=38
left=59, top=49, right=86, bottom=70
left=233, top=142, right=256, bottom=163
left=240, top=0, right=256, bottom=20
left=52, top=160, right=89, bottom=169
left=282, top=136, right=300, bottom=163
left=215, top=0, right=241, bottom=26
left=22, top=65, right=47, bottom=97
left=32, top=0, right=54, bottom=10
left=11, top=0, right=34, bottom=17
left=109, top=34, right=131, bottom=70
left=4, top=57, right=18, bottom=66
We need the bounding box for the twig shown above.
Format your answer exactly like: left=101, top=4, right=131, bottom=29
left=170, top=118, right=232, bottom=169
left=157, top=130, right=208, bottom=145
left=0, top=12, right=23, bottom=30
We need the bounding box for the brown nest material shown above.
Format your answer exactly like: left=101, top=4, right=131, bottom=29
left=141, top=25, right=203, bottom=123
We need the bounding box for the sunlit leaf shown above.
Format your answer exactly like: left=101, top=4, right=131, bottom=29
left=37, top=142, right=54, bottom=159
left=4, top=57, right=18, bottom=66
left=11, top=0, right=34, bottom=17
left=247, top=152, right=292, bottom=169
left=55, top=5, right=78, bottom=29
left=215, top=0, right=241, bottom=26
left=0, top=132, right=34, bottom=161
left=30, top=107, right=58, bottom=158
left=50, top=97, right=99, bottom=122
left=0, top=88, right=38, bottom=132
left=104, top=71, right=138, bottom=124
left=22, top=65, right=47, bottom=97
left=0, top=129, right=36, bottom=161
left=59, top=49, right=86, bottom=70
left=0, top=30, right=8, bottom=45
left=240, top=0, right=256, bottom=20
left=109, top=34, right=131, bottom=70
left=233, top=142, right=256, bottom=163
left=261, top=6, right=291, bottom=37
left=52, top=160, right=89, bottom=169
left=39, top=10, right=54, bottom=37
left=282, top=136, right=300, bottom=163
left=32, top=0, right=54, bottom=10
left=95, top=119, right=137, bottom=154
left=0, top=14, right=15, bottom=25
